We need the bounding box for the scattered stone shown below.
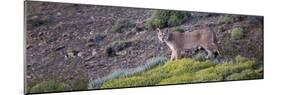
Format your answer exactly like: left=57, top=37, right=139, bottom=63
left=38, top=31, right=44, bottom=36
left=26, top=44, right=33, bottom=49
left=26, top=75, right=32, bottom=79
left=62, top=33, right=69, bottom=37
left=135, top=21, right=145, bottom=32
left=57, top=12, right=62, bottom=16
left=116, top=50, right=127, bottom=56
left=86, top=43, right=95, bottom=47
left=86, top=21, right=94, bottom=25
left=92, top=49, right=97, bottom=56
left=94, top=35, right=106, bottom=42
left=54, top=46, right=65, bottom=51
left=67, top=49, right=79, bottom=57
left=85, top=56, right=95, bottom=61
left=30, top=15, right=39, bottom=20
left=90, top=31, right=95, bottom=35
left=90, top=16, right=95, bottom=20
left=77, top=52, right=83, bottom=57
left=105, top=47, right=116, bottom=57
left=87, top=38, right=95, bottom=42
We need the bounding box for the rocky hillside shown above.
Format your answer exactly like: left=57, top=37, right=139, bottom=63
left=25, top=1, right=263, bottom=93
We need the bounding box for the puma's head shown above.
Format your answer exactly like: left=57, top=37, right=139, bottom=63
left=156, top=28, right=169, bottom=43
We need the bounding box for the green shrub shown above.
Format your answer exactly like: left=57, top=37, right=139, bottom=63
left=29, top=80, right=71, bottom=93
left=145, top=10, right=190, bottom=29
left=111, top=19, right=135, bottom=33
left=173, top=27, right=185, bottom=33
left=231, top=28, right=244, bottom=40
left=220, top=15, right=245, bottom=24
left=167, top=13, right=185, bottom=26
left=220, top=15, right=234, bottom=24
left=101, top=56, right=262, bottom=88
left=192, top=51, right=208, bottom=61
left=145, top=18, right=165, bottom=29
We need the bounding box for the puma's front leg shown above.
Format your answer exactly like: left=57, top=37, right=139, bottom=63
left=205, top=48, right=214, bottom=59
left=170, top=51, right=175, bottom=60
left=174, top=50, right=180, bottom=60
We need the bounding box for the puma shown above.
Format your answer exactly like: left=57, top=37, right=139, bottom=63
left=156, top=27, right=220, bottom=60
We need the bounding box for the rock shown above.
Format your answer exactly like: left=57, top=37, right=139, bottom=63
left=89, top=31, right=95, bottom=35
left=94, top=35, right=106, bottom=42
left=86, top=38, right=95, bottom=42
left=38, top=31, right=44, bottom=36
left=30, top=15, right=39, bottom=20
left=105, top=47, right=116, bottom=57
left=85, top=56, right=95, bottom=61
left=86, top=43, right=95, bottom=47
left=62, top=33, right=69, bottom=37
left=134, top=21, right=145, bottom=32
left=54, top=46, right=65, bottom=51
left=77, top=52, right=83, bottom=57
left=92, top=49, right=97, bottom=56
left=90, top=16, right=95, bottom=20
left=26, top=44, right=33, bottom=49
left=26, top=75, right=32, bottom=79
left=57, top=12, right=62, bottom=16
left=116, top=50, right=127, bottom=56
left=67, top=49, right=79, bottom=57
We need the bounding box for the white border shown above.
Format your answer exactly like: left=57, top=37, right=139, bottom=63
left=1, top=0, right=281, bottom=95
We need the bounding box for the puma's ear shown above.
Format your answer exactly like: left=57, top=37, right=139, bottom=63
left=156, top=28, right=161, bottom=33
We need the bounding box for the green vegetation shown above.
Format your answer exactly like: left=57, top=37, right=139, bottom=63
left=145, top=10, right=190, bottom=29
left=192, top=51, right=208, bottom=61
left=101, top=56, right=262, bottom=88
left=173, top=27, right=185, bottom=33
left=29, top=80, right=71, bottom=93
left=231, top=28, right=244, bottom=40
left=220, top=15, right=245, bottom=24
left=111, top=19, right=135, bottom=33
left=88, top=57, right=168, bottom=89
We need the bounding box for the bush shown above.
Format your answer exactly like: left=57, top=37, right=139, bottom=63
left=88, top=57, right=168, bottom=89
left=231, top=28, right=244, bottom=40
left=101, top=56, right=262, bottom=88
left=192, top=51, right=208, bottom=61
left=220, top=15, right=245, bottom=24
left=111, top=19, right=135, bottom=33
left=145, top=10, right=190, bottom=29
left=29, top=80, right=71, bottom=93
left=173, top=27, right=185, bottom=33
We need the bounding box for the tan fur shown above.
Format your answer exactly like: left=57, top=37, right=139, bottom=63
left=156, top=28, right=220, bottom=60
